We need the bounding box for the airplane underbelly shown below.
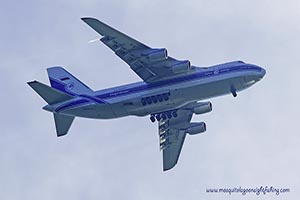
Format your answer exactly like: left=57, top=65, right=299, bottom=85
left=180, top=76, right=245, bottom=100
left=96, top=104, right=117, bottom=119
left=64, top=104, right=99, bottom=118
left=61, top=102, right=117, bottom=119
left=124, top=88, right=186, bottom=116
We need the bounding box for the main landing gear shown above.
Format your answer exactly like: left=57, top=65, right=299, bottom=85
left=141, top=92, right=170, bottom=106
left=150, top=110, right=178, bottom=122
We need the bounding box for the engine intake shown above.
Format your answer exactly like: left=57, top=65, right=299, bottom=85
left=186, top=122, right=206, bottom=135
left=144, top=48, right=168, bottom=62
left=172, top=60, right=191, bottom=74
left=193, top=102, right=212, bottom=115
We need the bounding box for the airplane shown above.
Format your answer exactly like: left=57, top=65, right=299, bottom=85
left=28, top=17, right=266, bottom=171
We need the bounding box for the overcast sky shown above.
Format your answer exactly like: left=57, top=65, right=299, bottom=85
left=1, top=0, right=299, bottom=199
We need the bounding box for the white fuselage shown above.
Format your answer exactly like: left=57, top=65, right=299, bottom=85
left=52, top=61, right=265, bottom=119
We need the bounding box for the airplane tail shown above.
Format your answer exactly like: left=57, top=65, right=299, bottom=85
left=27, top=80, right=75, bottom=137
left=47, top=66, right=93, bottom=95
left=28, top=67, right=93, bottom=137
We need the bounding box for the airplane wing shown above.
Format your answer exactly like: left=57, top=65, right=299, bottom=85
left=158, top=102, right=201, bottom=171
left=81, top=17, right=194, bottom=82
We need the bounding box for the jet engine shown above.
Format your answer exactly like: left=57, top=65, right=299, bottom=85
left=193, top=102, right=212, bottom=115
left=172, top=60, right=191, bottom=73
left=146, top=48, right=168, bottom=62
left=186, top=122, right=206, bottom=135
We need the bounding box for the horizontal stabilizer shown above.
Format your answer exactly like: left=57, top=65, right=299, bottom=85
left=54, top=113, right=75, bottom=137
left=27, top=81, right=73, bottom=105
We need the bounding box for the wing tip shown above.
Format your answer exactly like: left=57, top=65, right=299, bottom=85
left=81, top=17, right=97, bottom=22
left=163, top=161, right=178, bottom=171
left=46, top=66, right=64, bottom=72
left=27, top=80, right=38, bottom=86
left=163, top=167, right=172, bottom=171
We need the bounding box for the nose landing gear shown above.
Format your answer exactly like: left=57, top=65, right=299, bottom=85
left=230, top=86, right=237, bottom=97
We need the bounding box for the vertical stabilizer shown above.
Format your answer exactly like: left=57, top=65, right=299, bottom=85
left=28, top=80, right=75, bottom=137
left=53, top=113, right=75, bottom=137
left=47, top=66, right=93, bottom=95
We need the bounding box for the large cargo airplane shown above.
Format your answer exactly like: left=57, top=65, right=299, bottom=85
left=28, top=17, right=266, bottom=171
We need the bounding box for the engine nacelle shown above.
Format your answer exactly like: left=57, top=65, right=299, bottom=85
left=193, top=102, right=212, bottom=115
left=145, top=48, right=168, bottom=62
left=186, top=122, right=206, bottom=135
left=172, top=60, right=191, bottom=74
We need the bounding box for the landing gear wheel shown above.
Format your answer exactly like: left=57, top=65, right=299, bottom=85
left=155, top=114, right=161, bottom=121
left=150, top=115, right=155, bottom=122
left=172, top=111, right=178, bottom=118
left=151, top=96, right=158, bottom=103
left=158, top=95, right=163, bottom=102
left=163, top=93, right=169, bottom=101
left=146, top=97, right=152, bottom=104
left=167, top=112, right=172, bottom=119
left=141, top=98, right=146, bottom=106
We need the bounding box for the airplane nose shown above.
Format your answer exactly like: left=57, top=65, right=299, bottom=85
left=260, top=68, right=266, bottom=78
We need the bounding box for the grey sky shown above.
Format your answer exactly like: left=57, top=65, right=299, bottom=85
left=1, top=0, right=299, bottom=199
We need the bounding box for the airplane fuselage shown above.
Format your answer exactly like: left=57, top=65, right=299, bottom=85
left=48, top=61, right=265, bottom=119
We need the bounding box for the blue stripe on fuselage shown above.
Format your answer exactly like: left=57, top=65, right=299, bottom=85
left=79, top=94, right=107, bottom=104
left=55, top=99, right=90, bottom=112
left=55, top=96, right=106, bottom=113
left=54, top=64, right=261, bottom=113
left=94, top=64, right=261, bottom=99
